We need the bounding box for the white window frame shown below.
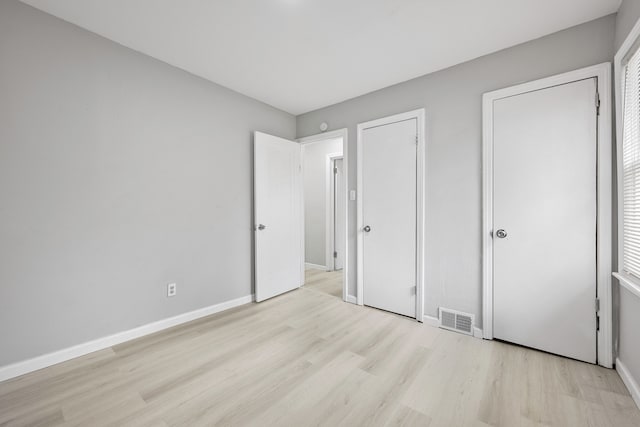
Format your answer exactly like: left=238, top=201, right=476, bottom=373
left=482, top=63, right=613, bottom=368
left=614, top=18, right=640, bottom=303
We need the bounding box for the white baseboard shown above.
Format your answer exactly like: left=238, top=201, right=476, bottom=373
left=423, top=315, right=439, bottom=327
left=305, top=262, right=326, bottom=270
left=345, top=295, right=357, bottom=304
left=473, top=327, right=484, bottom=339
left=0, top=294, right=254, bottom=383
left=617, top=358, right=640, bottom=410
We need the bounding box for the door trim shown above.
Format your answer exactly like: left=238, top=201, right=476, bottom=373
left=356, top=109, right=426, bottom=322
left=326, top=154, right=344, bottom=271
left=298, top=129, right=349, bottom=303
left=482, top=63, right=612, bottom=367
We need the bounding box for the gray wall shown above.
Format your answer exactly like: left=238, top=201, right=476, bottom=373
left=303, top=138, right=343, bottom=266
left=615, top=0, right=640, bottom=393
left=615, top=0, right=640, bottom=50
left=619, top=287, right=640, bottom=384
left=0, top=0, right=295, bottom=366
left=297, top=15, right=616, bottom=322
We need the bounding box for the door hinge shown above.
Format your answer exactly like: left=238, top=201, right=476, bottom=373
left=334, top=167, right=338, bottom=174
left=595, top=298, right=600, bottom=312
left=333, top=251, right=337, bottom=258
left=415, top=134, right=418, bottom=144
left=596, top=315, right=600, bottom=331
left=595, top=92, right=601, bottom=116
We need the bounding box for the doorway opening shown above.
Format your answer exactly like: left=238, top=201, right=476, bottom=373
left=299, top=129, right=349, bottom=302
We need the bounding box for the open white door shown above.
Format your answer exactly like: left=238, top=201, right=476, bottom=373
left=254, top=132, right=303, bottom=302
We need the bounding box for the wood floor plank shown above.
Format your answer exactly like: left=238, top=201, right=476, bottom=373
left=0, top=268, right=638, bottom=426
left=385, top=404, right=433, bottom=427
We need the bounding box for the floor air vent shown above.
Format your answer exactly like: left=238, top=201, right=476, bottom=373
left=438, top=307, right=474, bottom=335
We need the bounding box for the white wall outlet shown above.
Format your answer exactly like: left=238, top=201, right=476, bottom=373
left=167, top=283, right=177, bottom=297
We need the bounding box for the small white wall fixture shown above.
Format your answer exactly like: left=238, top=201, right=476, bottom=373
left=298, top=129, right=349, bottom=303
left=356, top=109, right=426, bottom=322
left=482, top=63, right=613, bottom=368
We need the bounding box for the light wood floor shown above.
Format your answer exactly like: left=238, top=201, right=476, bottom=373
left=1, top=269, right=639, bottom=426
left=304, top=267, right=343, bottom=299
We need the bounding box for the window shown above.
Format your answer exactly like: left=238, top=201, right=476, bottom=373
left=621, top=44, right=640, bottom=280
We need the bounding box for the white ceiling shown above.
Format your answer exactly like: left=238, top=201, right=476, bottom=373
left=21, top=0, right=621, bottom=115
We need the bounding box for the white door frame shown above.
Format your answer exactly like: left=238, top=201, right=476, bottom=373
left=326, top=153, right=344, bottom=271
left=482, top=63, right=612, bottom=368
left=356, top=109, right=426, bottom=322
left=298, top=129, right=349, bottom=303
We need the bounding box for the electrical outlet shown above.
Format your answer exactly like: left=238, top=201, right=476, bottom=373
left=167, top=283, right=177, bottom=297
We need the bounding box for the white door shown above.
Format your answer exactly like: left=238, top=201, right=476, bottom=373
left=362, top=119, right=417, bottom=317
left=254, top=132, right=303, bottom=302
left=334, top=158, right=345, bottom=270
left=493, top=79, right=597, bottom=363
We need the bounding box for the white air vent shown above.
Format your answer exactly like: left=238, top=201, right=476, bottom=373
left=438, top=307, right=474, bottom=336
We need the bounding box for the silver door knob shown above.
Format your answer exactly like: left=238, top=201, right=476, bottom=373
left=363, top=225, right=371, bottom=232
left=496, top=229, right=507, bottom=238
left=257, top=224, right=266, bottom=230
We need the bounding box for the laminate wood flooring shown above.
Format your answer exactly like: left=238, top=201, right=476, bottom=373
left=1, top=271, right=638, bottom=426
left=304, top=268, right=342, bottom=299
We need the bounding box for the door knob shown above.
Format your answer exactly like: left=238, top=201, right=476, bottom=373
left=363, top=225, right=371, bottom=232
left=495, top=229, right=507, bottom=238
left=257, top=224, right=266, bottom=231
